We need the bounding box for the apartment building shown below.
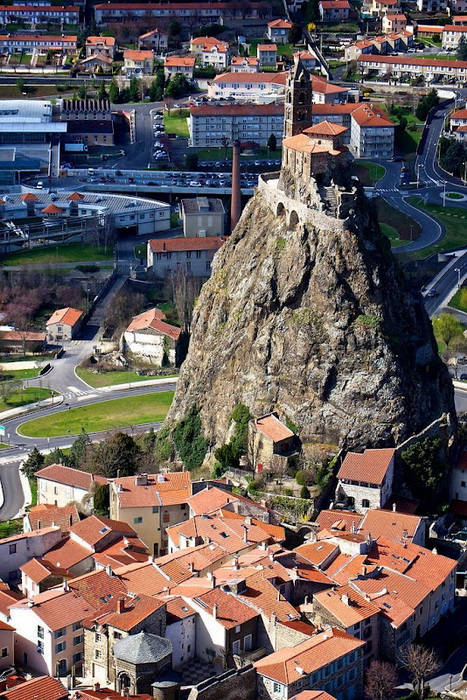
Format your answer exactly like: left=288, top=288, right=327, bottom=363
left=358, top=53, right=467, bottom=81
left=164, top=56, right=195, bottom=79
left=189, top=103, right=284, bottom=147
left=35, top=464, right=108, bottom=510
left=94, top=2, right=271, bottom=26
left=336, top=448, right=395, bottom=511
left=255, top=628, right=365, bottom=700
left=442, top=24, right=467, bottom=48
left=257, top=44, right=277, bottom=67
left=147, top=236, right=224, bottom=278
left=0, top=34, right=77, bottom=53
left=319, top=0, right=351, bottom=22
left=348, top=102, right=394, bottom=158
left=208, top=72, right=286, bottom=100
left=0, top=5, right=79, bottom=25
left=109, top=472, right=192, bottom=557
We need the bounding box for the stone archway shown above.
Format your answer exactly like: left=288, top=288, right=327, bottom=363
left=276, top=202, right=285, bottom=216
left=289, top=210, right=299, bottom=228
left=118, top=672, right=131, bottom=693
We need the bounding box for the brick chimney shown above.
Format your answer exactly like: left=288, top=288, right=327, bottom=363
left=230, top=139, right=241, bottom=233
left=117, top=598, right=125, bottom=614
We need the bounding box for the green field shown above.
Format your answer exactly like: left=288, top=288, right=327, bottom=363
left=76, top=367, right=176, bottom=388
left=375, top=197, right=421, bottom=243
left=379, top=222, right=407, bottom=248
left=355, top=160, right=386, bottom=185
left=0, top=368, right=40, bottom=380
left=19, top=390, right=174, bottom=437
left=164, top=109, right=189, bottom=137
left=248, top=41, right=295, bottom=58
left=405, top=197, right=467, bottom=258
left=0, top=387, right=54, bottom=412
left=2, top=243, right=114, bottom=266
left=449, top=286, right=467, bottom=313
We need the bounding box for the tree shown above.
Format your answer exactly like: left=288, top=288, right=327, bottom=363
left=401, top=644, right=439, bottom=697
left=399, top=116, right=407, bottom=132
left=300, top=485, right=310, bottom=499
left=415, top=89, right=438, bottom=121
left=458, top=35, right=467, bottom=61
left=401, top=437, right=446, bottom=507
left=365, top=660, right=397, bottom=700
left=173, top=404, right=209, bottom=470
left=164, top=74, right=190, bottom=98
left=84, top=432, right=141, bottom=478
left=16, top=78, right=25, bottom=94
left=432, top=312, right=464, bottom=346
left=98, top=81, right=107, bottom=100
left=169, top=267, right=202, bottom=333
left=148, top=69, right=165, bottom=101
left=44, top=448, right=72, bottom=467
left=69, top=431, right=91, bottom=468
left=221, top=135, right=229, bottom=161
left=22, top=447, right=44, bottom=478
left=168, top=19, right=181, bottom=36
left=128, top=77, right=141, bottom=102
left=185, top=152, right=199, bottom=170
left=441, top=139, right=466, bottom=177
left=93, top=483, right=110, bottom=516
left=109, top=79, right=120, bottom=104
left=267, top=133, right=277, bottom=152
left=288, top=22, right=302, bottom=44
left=77, top=84, right=87, bottom=100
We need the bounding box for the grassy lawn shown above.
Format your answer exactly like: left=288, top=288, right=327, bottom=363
left=248, top=40, right=294, bottom=58
left=164, top=109, right=189, bottom=137
left=76, top=367, right=177, bottom=388
left=389, top=108, right=423, bottom=157
left=19, top=391, right=174, bottom=437
left=428, top=53, right=457, bottom=60
left=445, top=192, right=464, bottom=200
left=405, top=197, right=467, bottom=258
left=0, top=387, right=55, bottom=412
left=380, top=222, right=407, bottom=247
left=2, top=243, right=114, bottom=265
left=375, top=197, right=421, bottom=243
left=134, top=243, right=146, bottom=259
left=0, top=519, right=22, bottom=538
left=449, top=286, right=467, bottom=313
left=355, top=160, right=386, bottom=185
left=0, top=368, right=40, bottom=380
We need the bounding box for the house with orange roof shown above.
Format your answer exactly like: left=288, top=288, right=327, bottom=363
left=82, top=593, right=166, bottom=686
left=110, top=471, right=191, bottom=558
left=85, top=35, right=115, bottom=58
left=123, top=307, right=181, bottom=366
left=336, top=447, right=395, bottom=513
left=267, top=19, right=292, bottom=44
left=319, top=0, right=350, bottom=22
left=46, top=307, right=83, bottom=342
left=294, top=50, right=318, bottom=71
left=254, top=627, right=365, bottom=700
left=364, top=0, right=400, bottom=16
left=164, top=55, right=195, bottom=79
left=231, top=56, right=259, bottom=73
left=190, top=37, right=230, bottom=70
left=208, top=72, right=286, bottom=100
left=382, top=12, right=406, bottom=32
left=23, top=503, right=79, bottom=534
left=311, top=76, right=350, bottom=105
left=124, top=48, right=154, bottom=75
left=35, top=463, right=107, bottom=512
left=138, top=27, right=168, bottom=53
left=0, top=676, right=68, bottom=700
left=147, top=235, right=224, bottom=278
left=0, top=526, right=62, bottom=585
left=20, top=557, right=68, bottom=599
left=257, top=43, right=277, bottom=68
left=249, top=413, right=297, bottom=473
left=187, top=484, right=273, bottom=522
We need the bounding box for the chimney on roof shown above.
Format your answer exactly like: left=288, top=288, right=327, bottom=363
left=341, top=593, right=350, bottom=606
left=260, top=541, right=267, bottom=551
left=117, top=598, right=125, bottom=614
left=242, top=526, right=249, bottom=543
left=213, top=603, right=218, bottom=619
left=245, top=516, right=252, bottom=526
left=106, top=564, right=114, bottom=577
left=276, top=589, right=281, bottom=602
left=432, top=546, right=437, bottom=555
left=361, top=565, right=367, bottom=576
left=233, top=555, right=239, bottom=570
left=94, top=683, right=100, bottom=692
left=208, top=572, right=216, bottom=588
left=27, top=599, right=34, bottom=607
left=392, top=502, right=396, bottom=512
left=63, top=580, right=70, bottom=592
left=135, top=473, right=148, bottom=487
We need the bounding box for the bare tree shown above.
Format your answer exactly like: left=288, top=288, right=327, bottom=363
left=400, top=644, right=439, bottom=697
left=365, top=660, right=397, bottom=700
left=169, top=268, right=201, bottom=333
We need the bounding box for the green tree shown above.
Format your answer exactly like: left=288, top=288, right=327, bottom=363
left=77, top=84, right=87, bottom=100
left=109, top=79, right=120, bottom=104
left=398, top=116, right=407, bottom=132
left=213, top=403, right=251, bottom=472
left=457, top=35, right=467, bottom=60
left=432, top=312, right=464, bottom=346
left=164, top=74, right=190, bottom=98
left=173, top=404, right=209, bottom=470
left=98, top=81, right=107, bottom=100
left=148, top=71, right=164, bottom=101
left=168, top=19, right=181, bottom=36
left=441, top=140, right=466, bottom=177
left=154, top=425, right=173, bottom=462
left=267, top=133, right=277, bottom=152
left=401, top=437, right=446, bottom=507
left=288, top=23, right=302, bottom=44
left=85, top=432, right=141, bottom=478
left=16, top=77, right=25, bottom=93
left=93, top=483, right=110, bottom=516
left=415, top=89, right=438, bottom=121
left=70, top=431, right=91, bottom=468
left=300, top=485, right=311, bottom=499
left=128, top=77, right=141, bottom=102
left=22, top=447, right=44, bottom=479
left=44, top=448, right=72, bottom=467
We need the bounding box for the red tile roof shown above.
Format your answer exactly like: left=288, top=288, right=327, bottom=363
left=149, top=236, right=224, bottom=253
left=46, top=307, right=83, bottom=327
left=237, top=570, right=300, bottom=622
left=359, top=508, right=423, bottom=543
left=188, top=485, right=266, bottom=516
left=358, top=53, right=467, bottom=67
left=20, top=557, right=60, bottom=584
left=42, top=203, right=63, bottom=214
left=312, top=103, right=360, bottom=115
left=76, top=690, right=151, bottom=700
left=92, top=536, right=149, bottom=569
left=268, top=18, right=292, bottom=27
left=114, top=561, right=175, bottom=596
left=315, top=510, right=363, bottom=532
left=231, top=56, right=258, bottom=65
left=42, top=536, right=92, bottom=571
left=86, top=35, right=115, bottom=46
left=194, top=587, right=259, bottom=628
left=337, top=447, right=394, bottom=484
left=113, top=471, right=191, bottom=508
left=311, top=76, right=348, bottom=95
left=71, top=514, right=136, bottom=548
left=292, top=693, right=337, bottom=700
left=165, top=595, right=196, bottom=623
left=0, top=676, right=67, bottom=700
left=255, top=628, right=365, bottom=683
left=294, top=541, right=339, bottom=567
left=443, top=24, right=467, bottom=31
left=126, top=309, right=181, bottom=340
left=452, top=108, right=467, bottom=119
left=350, top=103, right=394, bottom=129
left=124, top=49, right=153, bottom=60
left=313, top=584, right=379, bottom=627
left=35, top=463, right=107, bottom=489
left=85, top=593, right=165, bottom=631
left=20, top=193, right=38, bottom=202
left=0, top=589, right=23, bottom=617
left=303, top=120, right=348, bottom=136
left=213, top=71, right=285, bottom=84
left=10, top=587, right=96, bottom=631
left=164, top=56, right=195, bottom=67
left=258, top=43, right=277, bottom=51
left=320, top=0, right=350, bottom=7
left=25, top=503, right=79, bottom=531
left=255, top=414, right=294, bottom=442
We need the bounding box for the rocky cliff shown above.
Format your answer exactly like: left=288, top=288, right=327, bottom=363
left=167, top=185, right=456, bottom=456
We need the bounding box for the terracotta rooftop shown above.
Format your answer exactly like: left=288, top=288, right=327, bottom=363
left=350, top=103, right=394, bottom=128
left=255, top=627, right=365, bottom=683
left=124, top=49, right=154, bottom=60
left=20, top=557, right=61, bottom=584
left=268, top=18, right=292, bottom=27
left=187, top=485, right=267, bottom=516
left=213, top=71, right=285, bottom=84
left=231, top=56, right=258, bottom=65
left=313, top=584, right=380, bottom=627
left=0, top=676, right=67, bottom=700
left=85, top=593, right=165, bottom=632
left=67, top=191, right=85, bottom=200
left=46, top=307, right=83, bottom=327
left=294, top=541, right=339, bottom=567
left=236, top=570, right=300, bottom=622
left=42, top=536, right=92, bottom=571
left=282, top=132, right=345, bottom=156
left=258, top=43, right=277, bottom=51
left=255, top=414, right=294, bottom=442
left=20, top=192, right=38, bottom=202
left=164, top=56, right=195, bottom=66
left=139, top=27, right=166, bottom=39
left=303, top=120, right=348, bottom=136
left=311, top=76, right=348, bottom=94
left=42, top=203, right=63, bottom=214
left=451, top=108, right=467, bottom=119
left=76, top=690, right=151, bottom=700
left=113, top=471, right=191, bottom=508
left=292, top=692, right=337, bottom=700
left=68, top=568, right=127, bottom=608
left=25, top=503, right=79, bottom=531
left=0, top=589, right=23, bottom=617
left=191, top=36, right=228, bottom=52
left=149, top=236, right=224, bottom=253
left=86, top=35, right=115, bottom=45
left=165, top=595, right=196, bottom=623
left=126, top=308, right=181, bottom=341
left=193, top=587, right=259, bottom=629
left=358, top=53, right=467, bottom=67
left=10, top=587, right=96, bottom=631
left=443, top=24, right=467, bottom=31
left=359, top=508, right=423, bottom=543
left=337, top=447, right=395, bottom=485
left=70, top=514, right=137, bottom=548
left=92, top=536, right=149, bottom=569
left=320, top=0, right=350, bottom=7
left=35, top=463, right=107, bottom=489
left=315, top=510, right=363, bottom=533
left=114, top=561, right=176, bottom=596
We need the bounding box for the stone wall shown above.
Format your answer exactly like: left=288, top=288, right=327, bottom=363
left=187, top=665, right=256, bottom=700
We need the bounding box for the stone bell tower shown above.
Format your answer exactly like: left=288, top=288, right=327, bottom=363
left=284, top=55, right=313, bottom=138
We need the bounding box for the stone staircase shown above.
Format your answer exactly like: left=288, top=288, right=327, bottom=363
left=318, top=185, right=338, bottom=218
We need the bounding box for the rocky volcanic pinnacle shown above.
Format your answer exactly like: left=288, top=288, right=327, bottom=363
left=167, top=186, right=456, bottom=455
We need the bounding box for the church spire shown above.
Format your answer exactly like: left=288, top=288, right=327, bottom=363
left=283, top=54, right=313, bottom=138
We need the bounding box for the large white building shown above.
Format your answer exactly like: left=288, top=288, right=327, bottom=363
left=336, top=448, right=395, bottom=512
left=358, top=53, right=467, bottom=81
left=442, top=24, right=467, bottom=48
left=207, top=72, right=286, bottom=101
left=349, top=102, right=395, bottom=159
left=189, top=103, right=284, bottom=147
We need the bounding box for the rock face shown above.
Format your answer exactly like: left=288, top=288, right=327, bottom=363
left=167, top=186, right=456, bottom=455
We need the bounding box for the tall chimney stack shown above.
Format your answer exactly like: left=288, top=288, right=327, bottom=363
left=230, top=139, right=241, bottom=233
